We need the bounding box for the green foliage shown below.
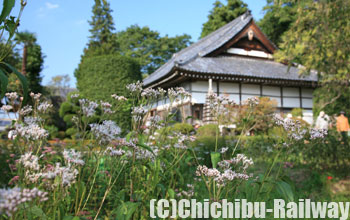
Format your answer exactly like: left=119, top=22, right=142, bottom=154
left=0, top=1, right=28, bottom=101
left=291, top=108, right=303, bottom=117
left=86, top=0, right=117, bottom=57
left=26, top=43, right=44, bottom=93
left=233, top=97, right=277, bottom=134
left=75, top=54, right=141, bottom=98
left=75, top=54, right=141, bottom=132
left=172, top=123, right=194, bottom=134
left=115, top=25, right=192, bottom=75
left=196, top=124, right=218, bottom=137
left=258, top=0, right=297, bottom=45
left=276, top=0, right=350, bottom=84
left=313, top=85, right=350, bottom=117
left=65, top=127, right=78, bottom=138
left=44, top=125, right=59, bottom=139
left=275, top=0, right=350, bottom=116
left=200, top=0, right=248, bottom=38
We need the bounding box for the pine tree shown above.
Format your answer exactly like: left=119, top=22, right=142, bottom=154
left=86, top=0, right=116, bottom=56
left=200, top=0, right=248, bottom=38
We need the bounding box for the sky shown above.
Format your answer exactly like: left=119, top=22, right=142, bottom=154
left=10, top=0, right=267, bottom=88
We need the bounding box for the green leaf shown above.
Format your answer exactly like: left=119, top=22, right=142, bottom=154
left=210, top=152, right=221, bottom=168
left=0, top=0, right=15, bottom=25
left=0, top=68, right=9, bottom=99
left=28, top=205, right=47, bottom=220
left=1, top=63, right=28, bottom=103
left=63, top=216, right=80, bottom=220
left=168, top=188, right=175, bottom=199
left=125, top=131, right=136, bottom=142
left=137, top=142, right=154, bottom=154
left=115, top=202, right=140, bottom=220
left=276, top=181, right=294, bottom=202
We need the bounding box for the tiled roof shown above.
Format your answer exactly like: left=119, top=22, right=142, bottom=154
left=178, top=56, right=317, bottom=81
left=143, top=12, right=317, bottom=86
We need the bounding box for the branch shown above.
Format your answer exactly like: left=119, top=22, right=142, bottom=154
left=319, top=93, right=342, bottom=110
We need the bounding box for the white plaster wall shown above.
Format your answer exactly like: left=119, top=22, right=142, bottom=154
left=219, top=82, right=239, bottom=93
left=283, top=87, right=299, bottom=97
left=262, top=86, right=280, bottom=96
left=191, top=92, right=207, bottom=104
left=302, top=98, right=313, bottom=108
left=191, top=81, right=217, bottom=93
left=241, top=84, right=260, bottom=95
left=267, top=97, right=282, bottom=107
left=301, top=88, right=313, bottom=98
left=220, top=94, right=240, bottom=103
left=283, top=97, right=300, bottom=108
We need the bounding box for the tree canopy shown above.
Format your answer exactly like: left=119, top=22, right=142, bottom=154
left=200, top=0, right=248, bottom=38
left=257, top=0, right=297, bottom=45
left=85, top=0, right=117, bottom=57
left=115, top=25, right=192, bottom=75
left=274, top=0, right=350, bottom=114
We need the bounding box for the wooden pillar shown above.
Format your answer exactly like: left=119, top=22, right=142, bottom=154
left=239, top=82, right=242, bottom=105
left=280, top=87, right=284, bottom=110
left=299, top=87, right=303, bottom=108
left=216, top=80, right=220, bottom=96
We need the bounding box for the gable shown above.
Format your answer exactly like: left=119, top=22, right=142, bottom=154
left=206, top=20, right=277, bottom=57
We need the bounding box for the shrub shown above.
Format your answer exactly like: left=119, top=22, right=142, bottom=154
left=66, top=127, right=78, bottom=139
left=192, top=135, right=228, bottom=166
left=196, top=124, right=218, bottom=137
left=172, top=123, right=194, bottom=134
left=75, top=54, right=142, bottom=132
left=291, top=108, right=303, bottom=117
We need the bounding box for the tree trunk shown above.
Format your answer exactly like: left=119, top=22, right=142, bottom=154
left=21, top=45, right=27, bottom=75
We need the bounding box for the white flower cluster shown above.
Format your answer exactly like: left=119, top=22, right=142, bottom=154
left=79, top=99, right=99, bottom=117
left=273, top=114, right=307, bottom=141
left=220, top=147, right=229, bottom=154
left=173, top=132, right=196, bottom=150
left=111, top=94, right=128, bottom=101
left=11, top=119, right=48, bottom=141
left=196, top=164, right=251, bottom=187
left=37, top=101, right=53, bottom=113
left=168, top=87, right=191, bottom=100
left=22, top=160, right=79, bottom=188
left=196, top=154, right=253, bottom=187
left=0, top=187, right=48, bottom=217
left=126, top=81, right=143, bottom=93
left=147, top=115, right=163, bottom=130
left=100, top=101, right=115, bottom=114
left=125, top=145, right=158, bottom=161
left=207, top=93, right=235, bottom=117
left=30, top=92, right=41, bottom=100
left=131, top=106, right=148, bottom=123
left=114, top=138, right=137, bottom=148
left=90, top=120, right=121, bottom=144
left=18, top=152, right=40, bottom=171
left=229, top=154, right=254, bottom=171
left=105, top=147, right=125, bottom=156
left=242, top=96, right=259, bottom=106
left=63, top=149, right=85, bottom=166
left=1, top=105, right=12, bottom=112
left=141, top=87, right=160, bottom=99
left=70, top=93, right=80, bottom=99
left=176, top=184, right=194, bottom=198
left=5, top=92, right=18, bottom=101
left=49, top=163, right=79, bottom=187
left=18, top=105, right=33, bottom=116
left=310, top=128, right=328, bottom=140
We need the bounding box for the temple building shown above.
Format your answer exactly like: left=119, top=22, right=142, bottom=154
left=143, top=11, right=317, bottom=124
